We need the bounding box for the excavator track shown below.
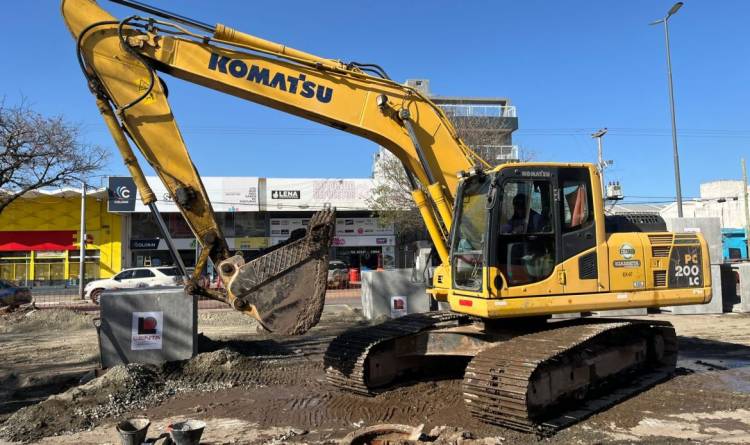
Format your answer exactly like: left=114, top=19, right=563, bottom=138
left=463, top=320, right=677, bottom=434
left=324, top=311, right=471, bottom=395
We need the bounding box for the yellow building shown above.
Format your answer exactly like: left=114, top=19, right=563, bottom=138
left=0, top=188, right=122, bottom=286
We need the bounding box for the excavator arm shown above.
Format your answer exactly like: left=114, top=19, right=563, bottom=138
left=62, top=0, right=483, bottom=334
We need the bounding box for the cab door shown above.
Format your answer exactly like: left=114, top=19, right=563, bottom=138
left=557, top=167, right=599, bottom=293
left=489, top=167, right=565, bottom=297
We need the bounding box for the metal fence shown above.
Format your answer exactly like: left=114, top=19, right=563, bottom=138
left=21, top=282, right=362, bottom=311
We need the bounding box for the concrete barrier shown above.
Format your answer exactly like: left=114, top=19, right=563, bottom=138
left=666, top=264, right=729, bottom=315
left=99, top=287, right=197, bottom=368
left=732, top=263, right=750, bottom=313
left=361, top=269, right=431, bottom=320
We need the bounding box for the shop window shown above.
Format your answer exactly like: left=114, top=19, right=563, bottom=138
left=0, top=251, right=31, bottom=283
left=68, top=249, right=101, bottom=281
left=168, top=213, right=192, bottom=237
left=234, top=212, right=267, bottom=237
left=131, top=213, right=161, bottom=239
left=34, top=258, right=65, bottom=283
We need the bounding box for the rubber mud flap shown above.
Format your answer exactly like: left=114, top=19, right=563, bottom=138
left=225, top=208, right=336, bottom=335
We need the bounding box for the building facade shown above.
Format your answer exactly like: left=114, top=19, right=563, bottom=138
left=405, top=78, right=519, bottom=164
left=117, top=176, right=394, bottom=272
left=660, top=180, right=750, bottom=229
left=0, top=189, right=123, bottom=286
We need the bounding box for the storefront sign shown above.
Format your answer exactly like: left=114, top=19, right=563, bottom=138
left=108, top=176, right=137, bottom=212
left=130, top=239, right=160, bottom=250
left=234, top=237, right=268, bottom=250
left=35, top=250, right=66, bottom=258
left=131, top=311, right=163, bottom=350
left=271, top=190, right=300, bottom=199
left=264, top=178, right=373, bottom=211
left=331, top=235, right=396, bottom=247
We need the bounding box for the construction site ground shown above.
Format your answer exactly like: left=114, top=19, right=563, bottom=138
left=1, top=302, right=749, bottom=444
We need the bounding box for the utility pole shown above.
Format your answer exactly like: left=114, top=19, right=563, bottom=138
left=591, top=128, right=608, bottom=200
left=650, top=2, right=685, bottom=217
left=78, top=182, right=87, bottom=300
left=742, top=158, right=750, bottom=253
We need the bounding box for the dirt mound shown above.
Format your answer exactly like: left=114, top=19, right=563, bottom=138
left=0, top=363, right=161, bottom=442
left=0, top=308, right=94, bottom=334
left=0, top=347, right=313, bottom=443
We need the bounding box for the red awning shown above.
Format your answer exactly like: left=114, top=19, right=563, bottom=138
left=0, top=231, right=77, bottom=251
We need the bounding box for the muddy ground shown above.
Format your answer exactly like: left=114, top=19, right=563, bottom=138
left=1, top=306, right=749, bottom=444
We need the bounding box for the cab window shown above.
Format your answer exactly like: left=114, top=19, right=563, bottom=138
left=452, top=175, right=490, bottom=290
left=562, top=180, right=590, bottom=231
left=497, top=180, right=555, bottom=286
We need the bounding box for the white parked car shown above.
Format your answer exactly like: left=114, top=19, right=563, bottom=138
left=85, top=267, right=183, bottom=304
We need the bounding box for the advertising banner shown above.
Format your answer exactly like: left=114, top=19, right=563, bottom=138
left=133, top=177, right=260, bottom=212
left=264, top=178, right=373, bottom=211
left=107, top=176, right=137, bottom=212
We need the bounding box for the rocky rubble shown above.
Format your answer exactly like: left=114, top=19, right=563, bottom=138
left=0, top=349, right=241, bottom=443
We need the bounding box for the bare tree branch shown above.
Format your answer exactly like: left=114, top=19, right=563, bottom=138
left=0, top=99, right=109, bottom=214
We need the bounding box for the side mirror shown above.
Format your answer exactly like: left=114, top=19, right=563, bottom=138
left=113, top=276, right=121, bottom=281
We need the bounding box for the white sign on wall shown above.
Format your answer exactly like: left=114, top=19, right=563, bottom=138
left=390, top=296, right=407, bottom=318
left=131, top=311, right=163, bottom=350
left=133, top=177, right=260, bottom=212
left=264, top=178, right=373, bottom=211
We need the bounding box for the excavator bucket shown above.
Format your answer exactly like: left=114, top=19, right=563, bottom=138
left=218, top=208, right=336, bottom=335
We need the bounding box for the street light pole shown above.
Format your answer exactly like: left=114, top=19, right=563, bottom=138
left=79, top=182, right=87, bottom=300
left=651, top=2, right=684, bottom=217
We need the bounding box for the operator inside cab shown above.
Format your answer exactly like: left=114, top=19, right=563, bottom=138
left=498, top=183, right=554, bottom=286
left=501, top=193, right=547, bottom=234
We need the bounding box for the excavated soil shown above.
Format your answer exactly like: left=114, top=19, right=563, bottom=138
left=1, top=308, right=749, bottom=444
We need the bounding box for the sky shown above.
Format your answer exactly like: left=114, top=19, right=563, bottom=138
left=2, top=1, right=749, bottom=203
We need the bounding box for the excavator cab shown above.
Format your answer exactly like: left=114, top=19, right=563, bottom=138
left=441, top=162, right=710, bottom=318
left=451, top=164, right=596, bottom=298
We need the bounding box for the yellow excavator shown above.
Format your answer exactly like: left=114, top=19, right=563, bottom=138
left=63, top=0, right=712, bottom=432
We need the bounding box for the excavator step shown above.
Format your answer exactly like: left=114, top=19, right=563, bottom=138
left=462, top=320, right=677, bottom=435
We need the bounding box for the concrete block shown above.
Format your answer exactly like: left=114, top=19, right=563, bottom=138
left=592, top=308, right=648, bottom=317
left=551, top=313, right=582, bottom=319
left=99, top=287, right=197, bottom=368
left=361, top=269, right=431, bottom=320
left=668, top=264, right=726, bottom=314
left=733, top=263, right=750, bottom=313
left=665, top=217, right=723, bottom=265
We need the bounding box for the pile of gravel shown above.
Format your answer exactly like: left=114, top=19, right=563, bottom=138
left=0, top=350, right=244, bottom=443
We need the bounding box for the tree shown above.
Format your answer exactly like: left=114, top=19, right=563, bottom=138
left=0, top=100, right=108, bottom=214
left=369, top=150, right=427, bottom=244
